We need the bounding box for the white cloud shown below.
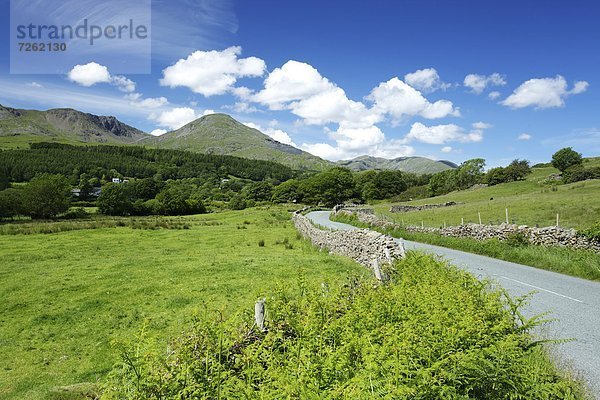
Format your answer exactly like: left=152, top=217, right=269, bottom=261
left=160, top=46, right=266, bottom=96
left=501, top=75, right=588, bottom=109
left=367, top=77, right=459, bottom=121
left=151, top=107, right=199, bottom=130
left=242, top=122, right=297, bottom=147
left=518, top=133, right=532, bottom=140
left=150, top=129, right=168, bottom=136
left=441, top=146, right=453, bottom=153
left=68, top=62, right=136, bottom=93
left=464, top=73, right=506, bottom=94
left=488, top=91, right=501, bottom=100
left=68, top=62, right=111, bottom=86
left=404, top=68, right=449, bottom=93
left=26, top=82, right=43, bottom=88
left=405, top=122, right=486, bottom=145
left=125, top=93, right=169, bottom=108
left=110, top=75, right=136, bottom=93
left=472, top=121, right=492, bottom=130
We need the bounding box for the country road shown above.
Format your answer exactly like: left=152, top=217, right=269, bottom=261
left=306, top=210, right=600, bottom=398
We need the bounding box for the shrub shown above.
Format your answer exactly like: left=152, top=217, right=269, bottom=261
left=581, top=222, right=600, bottom=242
left=258, top=239, right=265, bottom=247
left=97, top=183, right=133, bottom=216
left=103, top=254, right=584, bottom=399
left=505, top=231, right=530, bottom=247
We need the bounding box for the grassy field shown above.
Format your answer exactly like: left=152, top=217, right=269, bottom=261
left=375, top=159, right=600, bottom=230
left=0, top=207, right=365, bottom=399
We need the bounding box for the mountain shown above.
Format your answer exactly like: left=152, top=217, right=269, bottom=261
left=337, top=155, right=457, bottom=174
left=0, top=104, right=148, bottom=148
left=145, top=113, right=331, bottom=171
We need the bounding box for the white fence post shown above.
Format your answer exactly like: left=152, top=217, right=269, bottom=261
left=478, top=212, right=482, bottom=225
left=505, top=208, right=509, bottom=224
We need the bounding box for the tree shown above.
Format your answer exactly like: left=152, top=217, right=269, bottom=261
left=0, top=188, right=23, bottom=219
left=272, top=179, right=300, bottom=203
left=0, top=169, right=9, bottom=191
left=155, top=184, right=206, bottom=215
left=551, top=147, right=582, bottom=172
left=485, top=167, right=507, bottom=186
left=97, top=183, right=133, bottom=216
left=22, top=174, right=71, bottom=219
left=242, top=181, right=274, bottom=202
left=299, top=167, right=355, bottom=206
left=229, top=194, right=247, bottom=210
left=504, top=159, right=531, bottom=181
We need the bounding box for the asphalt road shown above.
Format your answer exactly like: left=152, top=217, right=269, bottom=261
left=307, top=211, right=600, bottom=398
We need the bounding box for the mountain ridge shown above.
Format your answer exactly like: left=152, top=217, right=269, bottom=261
left=336, top=155, right=457, bottom=174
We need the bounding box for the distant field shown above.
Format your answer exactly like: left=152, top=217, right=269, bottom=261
left=375, top=160, right=600, bottom=230
left=0, top=207, right=364, bottom=399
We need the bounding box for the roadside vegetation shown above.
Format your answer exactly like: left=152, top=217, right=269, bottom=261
left=332, top=213, right=600, bottom=282
left=103, top=252, right=587, bottom=399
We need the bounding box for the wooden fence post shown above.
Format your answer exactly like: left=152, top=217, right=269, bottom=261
left=478, top=212, right=482, bottom=225
left=255, top=299, right=266, bottom=332
left=505, top=208, right=509, bottom=224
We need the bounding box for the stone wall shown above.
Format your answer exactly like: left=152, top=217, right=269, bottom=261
left=292, top=211, right=405, bottom=268
left=337, top=209, right=600, bottom=253
left=389, top=201, right=461, bottom=213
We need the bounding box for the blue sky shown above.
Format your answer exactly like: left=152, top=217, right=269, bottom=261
left=0, top=0, right=599, bottom=167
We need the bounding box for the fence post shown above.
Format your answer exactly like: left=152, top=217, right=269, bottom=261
left=505, top=208, right=509, bottom=224
left=372, top=258, right=388, bottom=283
left=255, top=299, right=266, bottom=332
left=478, top=212, right=482, bottom=225
left=461, top=217, right=464, bottom=225
left=556, top=213, right=559, bottom=227
left=421, top=220, right=424, bottom=228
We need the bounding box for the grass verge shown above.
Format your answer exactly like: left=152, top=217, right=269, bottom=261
left=0, top=207, right=365, bottom=399
left=332, top=213, right=600, bottom=282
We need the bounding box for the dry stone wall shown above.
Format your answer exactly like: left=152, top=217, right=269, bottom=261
left=292, top=211, right=405, bottom=268
left=337, top=209, right=600, bottom=253
left=389, top=201, right=461, bottom=213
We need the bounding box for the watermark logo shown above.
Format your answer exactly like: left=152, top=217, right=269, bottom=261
left=10, top=0, right=151, bottom=74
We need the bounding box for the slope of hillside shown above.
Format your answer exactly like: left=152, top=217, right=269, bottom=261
left=374, top=158, right=600, bottom=230
left=337, top=155, right=457, bottom=174
left=0, top=104, right=148, bottom=148
left=146, top=114, right=330, bottom=171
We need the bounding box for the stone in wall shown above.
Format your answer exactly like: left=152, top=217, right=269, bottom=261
left=389, top=201, right=461, bottom=213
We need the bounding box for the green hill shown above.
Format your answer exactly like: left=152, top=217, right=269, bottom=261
left=145, top=113, right=331, bottom=171
left=0, top=104, right=149, bottom=148
left=337, top=155, right=457, bottom=174
left=374, top=157, right=600, bottom=230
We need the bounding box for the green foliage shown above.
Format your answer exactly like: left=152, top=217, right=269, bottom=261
left=487, top=160, right=532, bottom=186
left=428, top=158, right=486, bottom=196
left=505, top=231, right=530, bottom=247
left=0, top=187, right=23, bottom=219
left=228, top=194, right=247, bottom=210
left=97, top=183, right=133, bottom=216
left=298, top=167, right=355, bottom=206
left=563, top=165, right=600, bottom=183
left=581, top=221, right=600, bottom=242
left=0, top=169, right=9, bottom=191
left=0, top=142, right=294, bottom=183
left=271, top=179, right=300, bottom=203
left=155, top=183, right=206, bottom=216
left=242, top=180, right=274, bottom=201
left=21, top=174, right=71, bottom=219
left=552, top=147, right=583, bottom=172
left=354, top=170, right=412, bottom=200
left=103, top=253, right=585, bottom=399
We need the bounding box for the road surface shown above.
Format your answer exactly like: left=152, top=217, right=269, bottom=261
left=306, top=210, right=600, bottom=397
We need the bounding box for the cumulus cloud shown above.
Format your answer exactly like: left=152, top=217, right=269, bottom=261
left=441, top=146, right=453, bottom=153
left=68, top=62, right=111, bottom=86
left=367, top=77, right=459, bottom=121
left=160, top=46, right=266, bottom=96
left=68, top=62, right=136, bottom=93
left=26, top=82, right=43, bottom=88
left=405, top=122, right=486, bottom=145
left=464, top=73, right=506, bottom=94
left=151, top=107, right=199, bottom=130
left=518, top=133, right=532, bottom=140
left=404, top=68, right=449, bottom=93
left=472, top=121, right=492, bottom=130
left=243, top=122, right=297, bottom=147
left=501, top=75, right=589, bottom=109
left=150, top=129, right=168, bottom=136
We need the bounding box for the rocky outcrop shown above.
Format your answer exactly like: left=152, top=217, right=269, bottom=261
left=389, top=201, right=461, bottom=213
left=292, top=211, right=405, bottom=268
left=337, top=209, right=600, bottom=253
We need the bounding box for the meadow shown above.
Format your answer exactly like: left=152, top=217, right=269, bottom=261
left=0, top=207, right=365, bottom=399
left=374, top=160, right=600, bottom=230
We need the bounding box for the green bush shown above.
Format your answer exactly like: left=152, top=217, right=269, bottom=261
left=581, top=222, right=600, bottom=242
left=505, top=231, right=530, bottom=247
left=22, top=174, right=72, bottom=219
left=102, top=254, right=584, bottom=399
